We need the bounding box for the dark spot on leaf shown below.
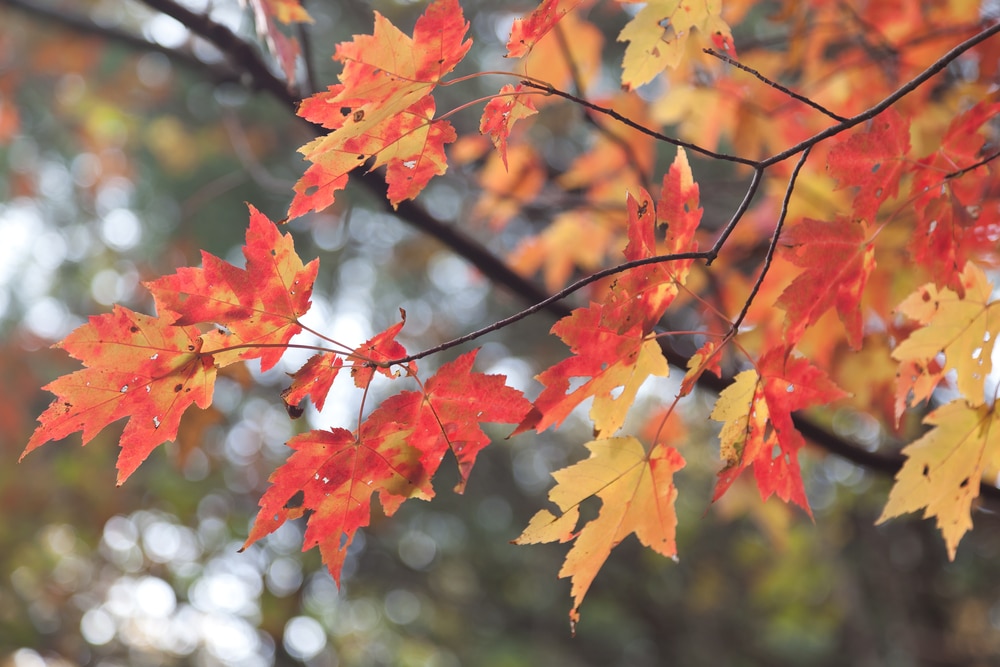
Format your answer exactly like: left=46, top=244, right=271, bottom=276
left=357, top=154, right=365, bottom=160
left=922, top=290, right=931, bottom=301
left=174, top=384, right=183, bottom=392
left=871, top=163, right=881, bottom=173
left=284, top=490, right=305, bottom=509
left=922, top=464, right=930, bottom=477
left=130, top=326, right=140, bottom=333
left=353, top=110, right=365, bottom=122
left=187, top=344, right=195, bottom=351
left=960, top=477, right=970, bottom=488
left=271, top=249, right=277, bottom=256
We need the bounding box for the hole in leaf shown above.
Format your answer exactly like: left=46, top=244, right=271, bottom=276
left=284, top=490, right=305, bottom=509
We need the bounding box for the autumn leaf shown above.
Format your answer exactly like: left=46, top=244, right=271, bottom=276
left=617, top=0, right=736, bottom=90
left=377, top=350, right=532, bottom=493
left=909, top=101, right=1000, bottom=292
left=349, top=316, right=416, bottom=389
left=22, top=306, right=217, bottom=484
left=505, top=0, right=581, bottom=58
left=282, top=352, right=344, bottom=413
left=892, top=262, right=1000, bottom=407
left=288, top=0, right=471, bottom=216
left=243, top=418, right=426, bottom=585
left=826, top=109, right=910, bottom=223
left=710, top=345, right=848, bottom=513
left=878, top=399, right=1000, bottom=560
left=147, top=206, right=318, bottom=372
left=480, top=84, right=538, bottom=168
left=777, top=217, right=876, bottom=348
left=515, top=437, right=685, bottom=628
left=523, top=303, right=670, bottom=438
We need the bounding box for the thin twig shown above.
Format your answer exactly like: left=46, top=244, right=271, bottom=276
left=763, top=21, right=1000, bottom=167
left=730, top=148, right=812, bottom=333
left=704, top=48, right=849, bottom=122
left=519, top=80, right=761, bottom=167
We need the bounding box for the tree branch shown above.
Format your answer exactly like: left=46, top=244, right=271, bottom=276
left=14, top=1, right=1000, bottom=504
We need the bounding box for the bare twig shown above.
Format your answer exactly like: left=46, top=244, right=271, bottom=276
left=704, top=48, right=849, bottom=123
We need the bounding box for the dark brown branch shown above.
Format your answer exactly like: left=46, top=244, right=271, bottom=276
left=731, top=149, right=811, bottom=332
left=519, top=80, right=760, bottom=167
left=0, top=0, right=240, bottom=83
left=763, top=21, right=1000, bottom=167
left=16, top=1, right=1000, bottom=503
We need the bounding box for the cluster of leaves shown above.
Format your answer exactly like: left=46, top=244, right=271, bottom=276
left=22, top=0, right=1000, bottom=626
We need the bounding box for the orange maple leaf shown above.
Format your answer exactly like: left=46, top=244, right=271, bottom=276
left=505, top=0, right=581, bottom=59
left=288, top=0, right=471, bottom=216
left=480, top=83, right=537, bottom=168
left=22, top=306, right=217, bottom=484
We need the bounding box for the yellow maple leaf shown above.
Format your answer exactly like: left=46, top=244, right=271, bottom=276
left=892, top=262, right=1000, bottom=407
left=515, top=437, right=685, bottom=628
left=617, top=0, right=736, bottom=90
left=878, top=399, right=1000, bottom=560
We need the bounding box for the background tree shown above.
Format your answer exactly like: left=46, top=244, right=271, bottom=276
left=3, top=1, right=1000, bottom=666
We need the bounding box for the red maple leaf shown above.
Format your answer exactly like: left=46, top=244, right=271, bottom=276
left=711, top=345, right=848, bottom=514
left=146, top=206, right=318, bottom=372
left=826, top=108, right=911, bottom=223
left=777, top=217, right=876, bottom=348
left=282, top=352, right=344, bottom=413
left=349, top=316, right=416, bottom=389
left=288, top=0, right=471, bottom=216
left=243, top=417, right=426, bottom=585
left=909, top=101, right=1000, bottom=293
left=22, top=306, right=217, bottom=483
left=378, top=350, right=532, bottom=492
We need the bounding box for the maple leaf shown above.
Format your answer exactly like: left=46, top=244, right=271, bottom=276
left=244, top=0, right=313, bottom=84
left=777, top=217, right=876, bottom=348
left=288, top=0, right=471, bottom=216
left=243, top=419, right=426, bottom=585
left=349, top=316, right=416, bottom=389
left=617, top=0, right=737, bottom=90
left=282, top=352, right=344, bottom=413
left=878, top=399, right=1000, bottom=560
left=378, top=350, right=532, bottom=493
left=515, top=437, right=685, bottom=628
left=505, top=0, right=581, bottom=58
left=523, top=303, right=670, bottom=438
left=480, top=84, right=538, bottom=169
left=146, top=206, right=318, bottom=372
left=909, top=101, right=1000, bottom=292
left=710, top=345, right=848, bottom=514
left=891, top=262, right=1000, bottom=407
left=826, top=109, right=910, bottom=223
left=22, top=306, right=217, bottom=484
